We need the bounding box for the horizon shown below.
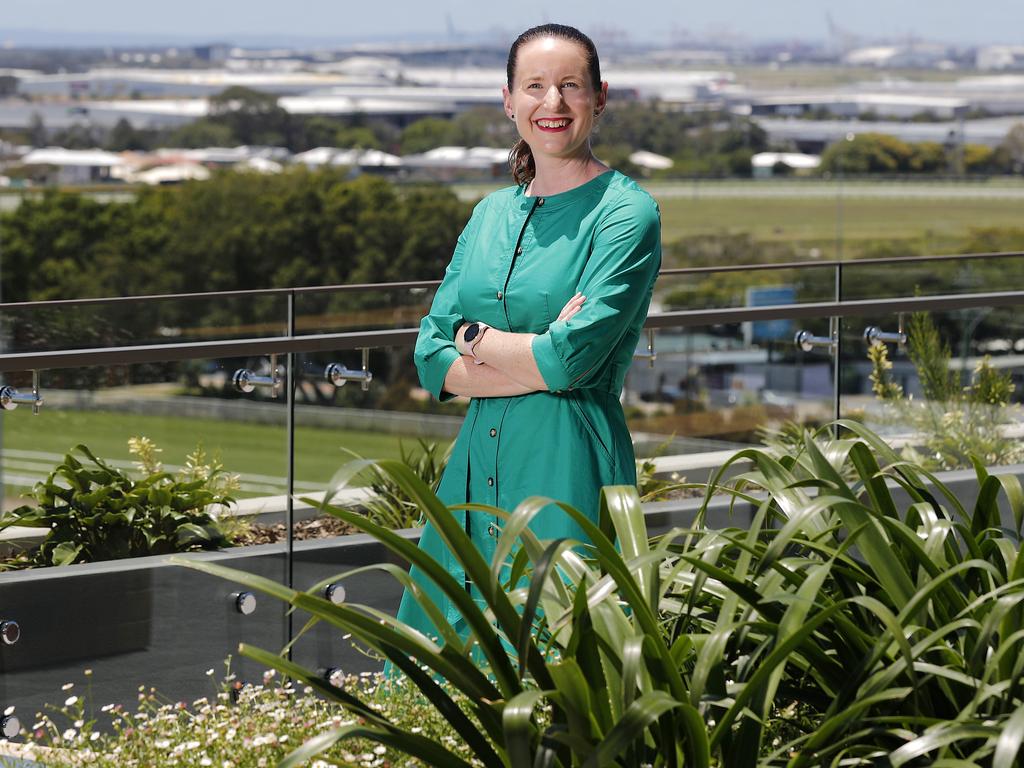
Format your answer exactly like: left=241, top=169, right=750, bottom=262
left=2, top=0, right=1023, bottom=48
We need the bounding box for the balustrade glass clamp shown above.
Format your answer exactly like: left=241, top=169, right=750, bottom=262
left=794, top=329, right=837, bottom=355
left=0, top=714, right=19, bottom=740
left=863, top=325, right=907, bottom=347
left=325, top=348, right=373, bottom=392
left=320, top=667, right=345, bottom=688
left=322, top=583, right=346, bottom=605
left=0, top=370, right=43, bottom=414
left=0, top=620, right=20, bottom=646
left=231, top=591, right=257, bottom=615
left=632, top=328, right=657, bottom=367
left=232, top=354, right=280, bottom=398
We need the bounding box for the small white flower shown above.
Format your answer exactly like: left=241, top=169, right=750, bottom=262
left=61, top=683, right=74, bottom=691
left=373, top=745, right=386, bottom=755
left=64, top=696, right=78, bottom=707
left=62, top=728, right=76, bottom=740
left=205, top=669, right=215, bottom=677
left=200, top=759, right=212, bottom=767
left=90, top=732, right=100, bottom=742
left=2, top=707, right=13, bottom=716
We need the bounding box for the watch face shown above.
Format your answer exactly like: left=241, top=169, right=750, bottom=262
left=464, top=322, right=480, bottom=343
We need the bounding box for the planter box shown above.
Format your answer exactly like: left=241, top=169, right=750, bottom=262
left=0, top=460, right=1019, bottom=726
left=0, top=568, right=151, bottom=672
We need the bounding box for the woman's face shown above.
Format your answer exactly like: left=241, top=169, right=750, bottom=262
left=503, top=36, right=608, bottom=165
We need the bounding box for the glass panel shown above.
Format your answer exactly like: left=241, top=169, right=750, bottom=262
left=0, top=356, right=288, bottom=718
left=626, top=322, right=834, bottom=460
left=0, top=293, right=289, bottom=354
left=840, top=307, right=1024, bottom=472
left=656, top=263, right=835, bottom=313
left=841, top=254, right=1024, bottom=301
left=288, top=340, right=458, bottom=677
left=295, top=283, right=436, bottom=335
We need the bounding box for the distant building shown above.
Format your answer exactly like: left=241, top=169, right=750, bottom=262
left=843, top=43, right=952, bottom=69
left=751, top=152, right=820, bottom=177
left=401, top=146, right=508, bottom=180
left=977, top=46, right=1024, bottom=71
left=752, top=116, right=1023, bottom=153
left=18, top=147, right=124, bottom=185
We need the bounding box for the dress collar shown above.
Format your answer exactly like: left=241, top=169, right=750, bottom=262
left=515, top=170, right=616, bottom=212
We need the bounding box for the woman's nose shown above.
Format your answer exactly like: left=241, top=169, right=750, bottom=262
left=543, top=84, right=564, bottom=109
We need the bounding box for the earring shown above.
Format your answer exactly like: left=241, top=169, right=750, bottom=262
left=594, top=110, right=600, bottom=117
left=510, top=113, right=515, bottom=119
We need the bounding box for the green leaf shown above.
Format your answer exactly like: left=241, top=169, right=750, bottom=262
left=582, top=691, right=681, bottom=768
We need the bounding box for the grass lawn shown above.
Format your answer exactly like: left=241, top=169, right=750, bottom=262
left=654, top=192, right=1024, bottom=253
left=3, top=409, right=440, bottom=495
left=455, top=181, right=1024, bottom=257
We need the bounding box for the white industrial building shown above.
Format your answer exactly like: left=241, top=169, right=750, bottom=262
left=18, top=147, right=125, bottom=185
left=976, top=46, right=1024, bottom=71
left=752, top=115, right=1024, bottom=153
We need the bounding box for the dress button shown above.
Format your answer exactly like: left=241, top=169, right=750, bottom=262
left=496, top=290, right=503, bottom=300
left=537, top=198, right=545, bottom=206
left=489, top=428, right=497, bottom=437
left=487, top=477, right=494, bottom=487
left=515, top=246, right=523, bottom=256
left=487, top=523, right=497, bottom=537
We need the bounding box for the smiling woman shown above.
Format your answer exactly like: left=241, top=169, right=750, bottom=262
left=503, top=24, right=608, bottom=192
left=395, top=23, right=662, bottom=640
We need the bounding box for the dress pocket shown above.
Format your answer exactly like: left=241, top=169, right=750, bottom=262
left=566, top=394, right=616, bottom=471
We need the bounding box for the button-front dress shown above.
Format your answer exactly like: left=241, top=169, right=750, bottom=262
left=397, top=170, right=661, bottom=637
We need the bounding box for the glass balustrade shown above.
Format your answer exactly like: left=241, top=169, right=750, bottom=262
left=0, top=262, right=1020, bottom=728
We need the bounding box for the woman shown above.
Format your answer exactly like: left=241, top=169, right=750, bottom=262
left=397, top=23, right=662, bottom=638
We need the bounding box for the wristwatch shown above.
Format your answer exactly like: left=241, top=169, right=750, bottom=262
left=463, top=321, right=490, bottom=364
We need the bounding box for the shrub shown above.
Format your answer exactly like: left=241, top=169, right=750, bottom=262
left=173, top=423, right=1024, bottom=765
left=0, top=442, right=236, bottom=567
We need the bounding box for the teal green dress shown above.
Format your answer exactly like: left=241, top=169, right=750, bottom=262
left=397, top=170, right=661, bottom=638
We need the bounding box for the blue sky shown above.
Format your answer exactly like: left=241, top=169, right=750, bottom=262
left=2, top=0, right=1022, bottom=46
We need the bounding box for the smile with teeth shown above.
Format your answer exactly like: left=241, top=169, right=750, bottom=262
left=536, top=118, right=573, bottom=130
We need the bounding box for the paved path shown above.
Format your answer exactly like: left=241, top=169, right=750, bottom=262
left=454, top=180, right=1024, bottom=201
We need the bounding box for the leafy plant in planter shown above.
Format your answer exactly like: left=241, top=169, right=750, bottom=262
left=0, top=442, right=236, bottom=567
left=176, top=422, right=1024, bottom=766
left=868, top=311, right=1022, bottom=469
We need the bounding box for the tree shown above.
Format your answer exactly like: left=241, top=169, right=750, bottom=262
left=818, top=133, right=915, bottom=174
left=106, top=118, right=152, bottom=151
left=205, top=86, right=293, bottom=147
left=994, top=122, right=1024, bottom=174
left=400, top=117, right=455, bottom=154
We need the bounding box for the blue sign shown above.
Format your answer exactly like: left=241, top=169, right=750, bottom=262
left=746, top=285, right=795, bottom=343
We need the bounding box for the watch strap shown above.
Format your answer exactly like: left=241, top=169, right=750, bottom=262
left=469, top=322, right=490, bottom=364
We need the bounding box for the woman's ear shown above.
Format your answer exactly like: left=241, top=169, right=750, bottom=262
left=502, top=85, right=514, bottom=120
left=595, top=81, right=609, bottom=115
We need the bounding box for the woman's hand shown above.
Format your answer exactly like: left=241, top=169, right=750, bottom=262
left=454, top=322, right=471, bottom=356
left=556, top=292, right=585, bottom=323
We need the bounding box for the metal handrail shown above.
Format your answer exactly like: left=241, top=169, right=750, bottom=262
left=659, top=250, right=1024, bottom=277
left=0, top=250, right=1020, bottom=312
left=2, top=288, right=1021, bottom=373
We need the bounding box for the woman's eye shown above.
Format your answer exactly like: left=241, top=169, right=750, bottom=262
left=561, top=82, right=580, bottom=88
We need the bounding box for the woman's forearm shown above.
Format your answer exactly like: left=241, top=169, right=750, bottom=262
left=441, top=355, right=538, bottom=397
left=471, top=328, right=548, bottom=391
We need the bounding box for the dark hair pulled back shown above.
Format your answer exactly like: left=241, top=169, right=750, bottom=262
left=506, top=24, right=602, bottom=186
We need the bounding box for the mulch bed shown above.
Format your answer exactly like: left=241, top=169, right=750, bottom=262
left=232, top=515, right=358, bottom=546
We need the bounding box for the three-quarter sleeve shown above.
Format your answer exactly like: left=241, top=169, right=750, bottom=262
left=531, top=192, right=661, bottom=392
left=414, top=199, right=486, bottom=401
